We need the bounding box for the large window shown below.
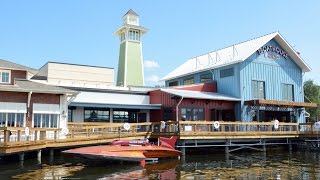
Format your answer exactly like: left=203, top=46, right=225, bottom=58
left=200, top=73, right=213, bottom=83
left=128, top=30, right=140, bottom=41
left=282, top=84, right=294, bottom=101
left=84, top=108, right=110, bottom=122
left=0, top=70, right=10, bottom=83
left=252, top=80, right=265, bottom=99
left=0, top=113, right=25, bottom=127
left=33, top=114, right=58, bottom=128
left=113, top=110, right=137, bottom=123
left=181, top=108, right=204, bottom=121
left=183, top=77, right=194, bottom=85
left=168, top=81, right=178, bottom=87
left=220, top=67, right=234, bottom=78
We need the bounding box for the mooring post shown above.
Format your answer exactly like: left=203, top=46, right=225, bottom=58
left=181, top=141, right=186, bottom=157
left=225, top=140, right=230, bottom=161
left=37, top=149, right=42, bottom=164
left=19, top=152, right=25, bottom=161
left=49, top=149, right=54, bottom=164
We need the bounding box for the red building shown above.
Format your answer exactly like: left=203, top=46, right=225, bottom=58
left=149, top=82, right=240, bottom=122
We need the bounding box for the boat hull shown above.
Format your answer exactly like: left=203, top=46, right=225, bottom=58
left=63, top=145, right=181, bottom=162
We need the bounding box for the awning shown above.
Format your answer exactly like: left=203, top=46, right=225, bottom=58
left=245, top=99, right=317, bottom=108
left=160, top=89, right=240, bottom=101
left=70, top=91, right=161, bottom=110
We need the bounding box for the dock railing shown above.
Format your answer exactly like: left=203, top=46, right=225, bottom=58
left=0, top=121, right=302, bottom=146
left=298, top=122, right=320, bottom=138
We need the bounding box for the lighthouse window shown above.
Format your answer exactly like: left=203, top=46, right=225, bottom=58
left=128, top=30, right=140, bottom=41
left=120, top=32, right=126, bottom=41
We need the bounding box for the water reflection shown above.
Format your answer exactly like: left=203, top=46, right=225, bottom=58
left=101, top=159, right=179, bottom=180
left=12, top=164, right=84, bottom=180
left=1, top=151, right=320, bottom=179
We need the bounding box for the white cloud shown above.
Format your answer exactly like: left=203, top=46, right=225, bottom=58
left=144, top=60, right=160, bottom=69
left=145, top=75, right=160, bottom=82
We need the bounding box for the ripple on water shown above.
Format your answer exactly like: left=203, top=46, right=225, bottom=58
left=11, top=164, right=84, bottom=180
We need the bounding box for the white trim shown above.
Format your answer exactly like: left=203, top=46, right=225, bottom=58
left=0, top=69, right=11, bottom=84
left=124, top=33, right=128, bottom=87
left=0, top=102, right=27, bottom=113
left=140, top=38, right=145, bottom=86
left=33, top=103, right=60, bottom=114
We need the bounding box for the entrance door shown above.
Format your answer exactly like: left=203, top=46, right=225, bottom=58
left=210, top=109, right=217, bottom=121
left=138, top=113, right=147, bottom=123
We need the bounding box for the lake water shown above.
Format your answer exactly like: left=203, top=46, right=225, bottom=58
left=0, top=149, right=319, bottom=179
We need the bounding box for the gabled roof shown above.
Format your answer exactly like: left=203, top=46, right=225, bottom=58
left=0, top=59, right=38, bottom=74
left=160, top=89, right=240, bottom=101
left=0, top=79, right=78, bottom=95
left=123, top=9, right=139, bottom=17
left=161, top=32, right=311, bottom=81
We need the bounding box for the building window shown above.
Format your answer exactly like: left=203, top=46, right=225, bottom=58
left=120, top=32, right=126, bottom=41
left=163, top=107, right=173, bottom=121
left=33, top=114, right=58, bottom=128
left=252, top=80, right=265, bottom=99
left=181, top=108, right=204, bottom=121
left=200, top=73, right=213, bottom=83
left=0, top=70, right=10, bottom=83
left=282, top=84, right=294, bottom=101
left=168, top=81, right=178, bottom=87
left=0, top=113, right=25, bottom=127
left=68, top=109, right=73, bottom=122
left=220, top=67, right=234, bottom=78
left=84, top=108, right=110, bottom=122
left=183, top=77, right=194, bottom=85
left=128, top=30, right=140, bottom=41
left=113, top=110, right=137, bottom=123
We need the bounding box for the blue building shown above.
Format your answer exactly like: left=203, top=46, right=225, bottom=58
left=161, top=32, right=316, bottom=123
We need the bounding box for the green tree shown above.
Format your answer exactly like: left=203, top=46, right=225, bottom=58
left=304, top=80, right=320, bottom=122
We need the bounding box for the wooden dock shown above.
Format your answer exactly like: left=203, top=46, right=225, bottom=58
left=0, top=121, right=318, bottom=155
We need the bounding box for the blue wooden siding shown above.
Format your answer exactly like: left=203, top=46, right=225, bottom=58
left=240, top=39, right=304, bottom=123
left=240, top=40, right=303, bottom=102
left=165, top=39, right=305, bottom=123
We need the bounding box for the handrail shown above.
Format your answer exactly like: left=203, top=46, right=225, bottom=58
left=0, top=121, right=314, bottom=148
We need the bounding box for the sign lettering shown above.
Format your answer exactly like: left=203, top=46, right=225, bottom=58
left=257, top=45, right=288, bottom=59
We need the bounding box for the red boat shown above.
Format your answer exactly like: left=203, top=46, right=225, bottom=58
left=62, top=136, right=181, bottom=163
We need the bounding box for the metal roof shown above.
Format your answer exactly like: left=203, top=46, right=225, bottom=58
left=161, top=32, right=311, bottom=81
left=160, top=89, right=240, bottom=101
left=0, top=59, right=38, bottom=74
left=70, top=102, right=161, bottom=110
left=123, top=9, right=139, bottom=17
left=0, top=79, right=78, bottom=94
left=71, top=91, right=156, bottom=107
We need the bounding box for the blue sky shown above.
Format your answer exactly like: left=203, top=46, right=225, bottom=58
left=0, top=0, right=319, bottom=86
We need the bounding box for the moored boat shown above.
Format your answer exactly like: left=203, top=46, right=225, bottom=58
left=62, top=136, right=181, bottom=163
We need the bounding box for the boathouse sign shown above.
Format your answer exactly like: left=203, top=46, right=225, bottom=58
left=257, top=45, right=288, bottom=59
